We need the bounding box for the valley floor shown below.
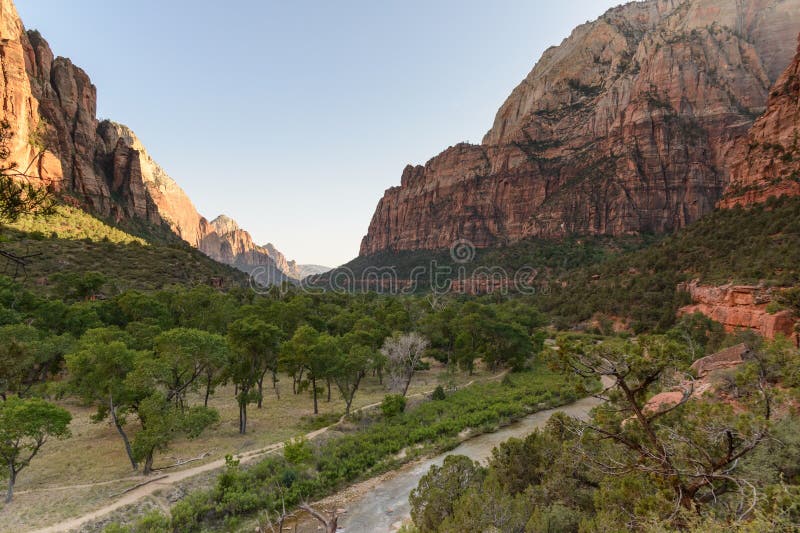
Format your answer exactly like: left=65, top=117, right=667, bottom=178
left=0, top=364, right=498, bottom=533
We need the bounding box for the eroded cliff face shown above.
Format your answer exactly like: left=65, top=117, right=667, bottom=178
left=678, top=281, right=798, bottom=342
left=361, top=0, right=800, bottom=255
left=0, top=0, right=300, bottom=282
left=199, top=216, right=296, bottom=283
left=719, top=36, right=800, bottom=207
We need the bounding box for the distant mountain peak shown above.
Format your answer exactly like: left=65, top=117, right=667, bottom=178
left=210, top=215, right=240, bottom=235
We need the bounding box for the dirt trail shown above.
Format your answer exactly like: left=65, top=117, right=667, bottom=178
left=28, top=374, right=503, bottom=533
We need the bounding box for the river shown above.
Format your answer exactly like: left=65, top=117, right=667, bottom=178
left=290, top=390, right=605, bottom=532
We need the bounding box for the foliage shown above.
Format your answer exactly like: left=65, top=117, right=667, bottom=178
left=380, top=394, right=407, bottom=417
left=0, top=396, right=71, bottom=502
left=408, top=336, right=800, bottom=532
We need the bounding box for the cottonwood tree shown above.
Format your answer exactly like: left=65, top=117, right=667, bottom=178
left=333, top=334, right=374, bottom=415
left=130, top=392, right=219, bottom=474
left=0, top=325, right=70, bottom=399
left=381, top=332, right=429, bottom=396
left=65, top=327, right=143, bottom=470
left=146, top=328, right=228, bottom=409
left=228, top=317, right=282, bottom=408
left=227, top=318, right=282, bottom=433
left=281, top=326, right=339, bottom=415
left=0, top=396, right=71, bottom=502
left=558, top=336, right=772, bottom=524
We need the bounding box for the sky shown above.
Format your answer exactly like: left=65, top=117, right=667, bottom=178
left=16, top=0, right=622, bottom=267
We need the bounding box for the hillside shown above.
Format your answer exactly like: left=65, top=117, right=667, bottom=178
left=0, top=206, right=249, bottom=293
left=360, top=0, right=800, bottom=256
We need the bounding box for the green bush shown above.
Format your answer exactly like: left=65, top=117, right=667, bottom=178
left=431, top=385, right=446, bottom=401
left=381, top=394, right=407, bottom=417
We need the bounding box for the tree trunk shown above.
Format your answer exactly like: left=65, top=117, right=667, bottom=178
left=272, top=371, right=280, bottom=399
left=345, top=396, right=353, bottom=415
left=312, top=376, right=318, bottom=415
left=402, top=373, right=413, bottom=397
left=142, top=452, right=154, bottom=475
left=377, top=367, right=383, bottom=385
left=110, top=396, right=138, bottom=470
left=204, top=374, right=213, bottom=407
left=326, top=377, right=331, bottom=402
left=257, top=375, right=264, bottom=409
left=5, top=464, right=15, bottom=503
left=239, top=399, right=248, bottom=434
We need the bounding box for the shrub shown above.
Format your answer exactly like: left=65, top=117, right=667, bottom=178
left=431, top=385, right=446, bottom=401
left=381, top=394, right=407, bottom=417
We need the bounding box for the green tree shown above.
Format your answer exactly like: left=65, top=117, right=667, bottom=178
left=0, top=396, right=71, bottom=502
left=227, top=318, right=282, bottom=433
left=281, top=326, right=339, bottom=414
left=130, top=392, right=218, bottom=475
left=560, top=335, right=772, bottom=523
left=409, top=455, right=485, bottom=532
left=333, top=334, right=373, bottom=414
left=143, top=328, right=228, bottom=409
left=0, top=325, right=70, bottom=399
left=228, top=317, right=282, bottom=410
left=65, top=328, right=143, bottom=470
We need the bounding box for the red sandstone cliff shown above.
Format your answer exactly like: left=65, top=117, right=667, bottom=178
left=360, top=0, right=800, bottom=256
left=678, top=280, right=798, bottom=342
left=719, top=36, right=800, bottom=207
left=0, top=0, right=300, bottom=282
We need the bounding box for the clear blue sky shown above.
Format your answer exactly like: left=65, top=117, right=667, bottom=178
left=16, top=0, right=621, bottom=267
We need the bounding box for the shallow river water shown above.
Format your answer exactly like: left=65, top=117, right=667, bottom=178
left=292, top=391, right=604, bottom=533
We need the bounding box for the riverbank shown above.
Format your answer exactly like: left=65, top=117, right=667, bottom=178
left=289, top=380, right=609, bottom=532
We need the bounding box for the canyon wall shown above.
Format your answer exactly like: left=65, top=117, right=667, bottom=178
left=361, top=0, right=800, bottom=256
left=719, top=36, right=800, bottom=207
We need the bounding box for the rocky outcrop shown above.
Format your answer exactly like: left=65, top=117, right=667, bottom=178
left=720, top=35, right=800, bottom=207
left=361, top=0, right=800, bottom=256
left=690, top=343, right=749, bottom=378
left=0, top=0, right=302, bottom=283
left=678, top=280, right=798, bottom=341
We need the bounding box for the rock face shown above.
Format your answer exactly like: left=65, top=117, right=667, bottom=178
left=690, top=343, right=749, bottom=378
left=360, top=0, right=800, bottom=256
left=678, top=280, right=798, bottom=342
left=199, top=216, right=295, bottom=284
left=0, top=0, right=300, bottom=283
left=720, top=35, right=800, bottom=207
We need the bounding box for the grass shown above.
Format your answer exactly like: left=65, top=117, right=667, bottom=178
left=0, top=364, right=496, bottom=531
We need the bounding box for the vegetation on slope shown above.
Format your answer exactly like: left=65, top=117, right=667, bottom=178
left=540, top=196, right=800, bottom=331
left=0, top=206, right=248, bottom=292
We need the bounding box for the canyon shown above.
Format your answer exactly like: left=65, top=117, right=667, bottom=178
left=360, top=0, right=800, bottom=256
left=0, top=0, right=316, bottom=282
